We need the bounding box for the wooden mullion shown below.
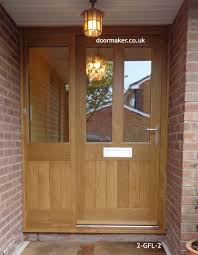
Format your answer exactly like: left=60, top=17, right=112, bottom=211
left=112, top=47, right=124, bottom=144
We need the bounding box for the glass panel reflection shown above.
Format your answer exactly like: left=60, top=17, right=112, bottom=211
left=124, top=48, right=152, bottom=143
left=29, top=47, right=69, bottom=142
left=86, top=48, right=113, bottom=142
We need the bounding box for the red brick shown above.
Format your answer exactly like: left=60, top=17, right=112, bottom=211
left=182, top=178, right=198, bottom=186
left=185, top=102, right=198, bottom=111
left=183, top=143, right=198, bottom=151
left=186, top=62, right=198, bottom=72
left=185, top=92, right=198, bottom=102
left=181, top=223, right=197, bottom=232
left=188, top=32, right=198, bottom=40
left=0, top=4, right=22, bottom=255
left=183, top=169, right=198, bottom=177
left=182, top=214, right=198, bottom=223
left=188, top=42, right=198, bottom=51
left=181, top=232, right=198, bottom=240
left=184, top=112, right=198, bottom=121
left=183, top=152, right=197, bottom=160
left=182, top=187, right=197, bottom=196
left=181, top=205, right=196, bottom=214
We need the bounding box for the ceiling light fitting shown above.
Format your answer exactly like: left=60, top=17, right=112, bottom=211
left=82, top=0, right=103, bottom=37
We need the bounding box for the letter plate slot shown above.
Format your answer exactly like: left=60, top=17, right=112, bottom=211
left=103, top=147, right=132, bottom=158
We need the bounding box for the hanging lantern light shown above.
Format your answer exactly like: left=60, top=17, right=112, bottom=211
left=82, top=0, right=103, bottom=37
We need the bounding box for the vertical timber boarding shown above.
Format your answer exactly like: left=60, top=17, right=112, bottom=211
left=21, top=27, right=169, bottom=233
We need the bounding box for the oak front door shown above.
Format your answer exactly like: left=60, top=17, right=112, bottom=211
left=76, top=36, right=166, bottom=231
left=23, top=31, right=167, bottom=233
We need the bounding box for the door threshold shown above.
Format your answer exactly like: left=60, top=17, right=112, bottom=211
left=77, top=224, right=159, bottom=229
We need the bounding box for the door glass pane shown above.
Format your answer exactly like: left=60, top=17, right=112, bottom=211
left=86, top=48, right=113, bottom=142
left=29, top=47, right=69, bottom=142
left=123, top=48, right=152, bottom=143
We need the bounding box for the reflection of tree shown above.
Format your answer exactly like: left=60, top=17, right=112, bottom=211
left=86, top=61, right=113, bottom=121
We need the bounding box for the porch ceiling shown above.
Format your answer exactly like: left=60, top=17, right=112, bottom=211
left=1, top=0, right=183, bottom=26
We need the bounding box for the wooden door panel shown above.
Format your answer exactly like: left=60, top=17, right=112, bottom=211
left=78, top=159, right=158, bottom=225
left=117, top=160, right=129, bottom=208
left=106, top=161, right=117, bottom=208
left=60, top=161, right=73, bottom=209
left=26, top=160, right=75, bottom=229
left=39, top=161, right=50, bottom=209
left=28, top=161, right=39, bottom=210
left=50, top=161, right=73, bottom=209
left=28, top=210, right=74, bottom=229
left=129, top=161, right=140, bottom=208
left=83, top=161, right=96, bottom=209
left=50, top=162, right=62, bottom=209
left=96, top=161, right=107, bottom=209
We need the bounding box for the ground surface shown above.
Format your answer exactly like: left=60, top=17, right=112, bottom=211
left=21, top=241, right=166, bottom=255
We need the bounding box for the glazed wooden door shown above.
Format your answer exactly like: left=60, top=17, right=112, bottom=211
left=22, top=29, right=167, bottom=233
left=22, top=33, right=77, bottom=231
left=76, top=36, right=165, bottom=230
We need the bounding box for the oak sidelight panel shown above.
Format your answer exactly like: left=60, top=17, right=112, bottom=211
left=23, top=34, right=77, bottom=231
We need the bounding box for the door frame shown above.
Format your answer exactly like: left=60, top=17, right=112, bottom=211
left=21, top=26, right=169, bottom=234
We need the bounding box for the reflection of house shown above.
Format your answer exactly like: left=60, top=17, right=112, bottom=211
left=87, top=76, right=151, bottom=142
left=124, top=75, right=151, bottom=113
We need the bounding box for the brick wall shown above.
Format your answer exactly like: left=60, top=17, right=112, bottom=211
left=166, top=0, right=188, bottom=254
left=87, top=106, right=149, bottom=143
left=167, top=0, right=198, bottom=254
left=181, top=0, right=198, bottom=253
left=87, top=106, right=112, bottom=141
left=0, top=5, right=23, bottom=255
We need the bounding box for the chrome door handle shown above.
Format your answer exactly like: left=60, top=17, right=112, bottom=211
left=145, top=127, right=159, bottom=145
